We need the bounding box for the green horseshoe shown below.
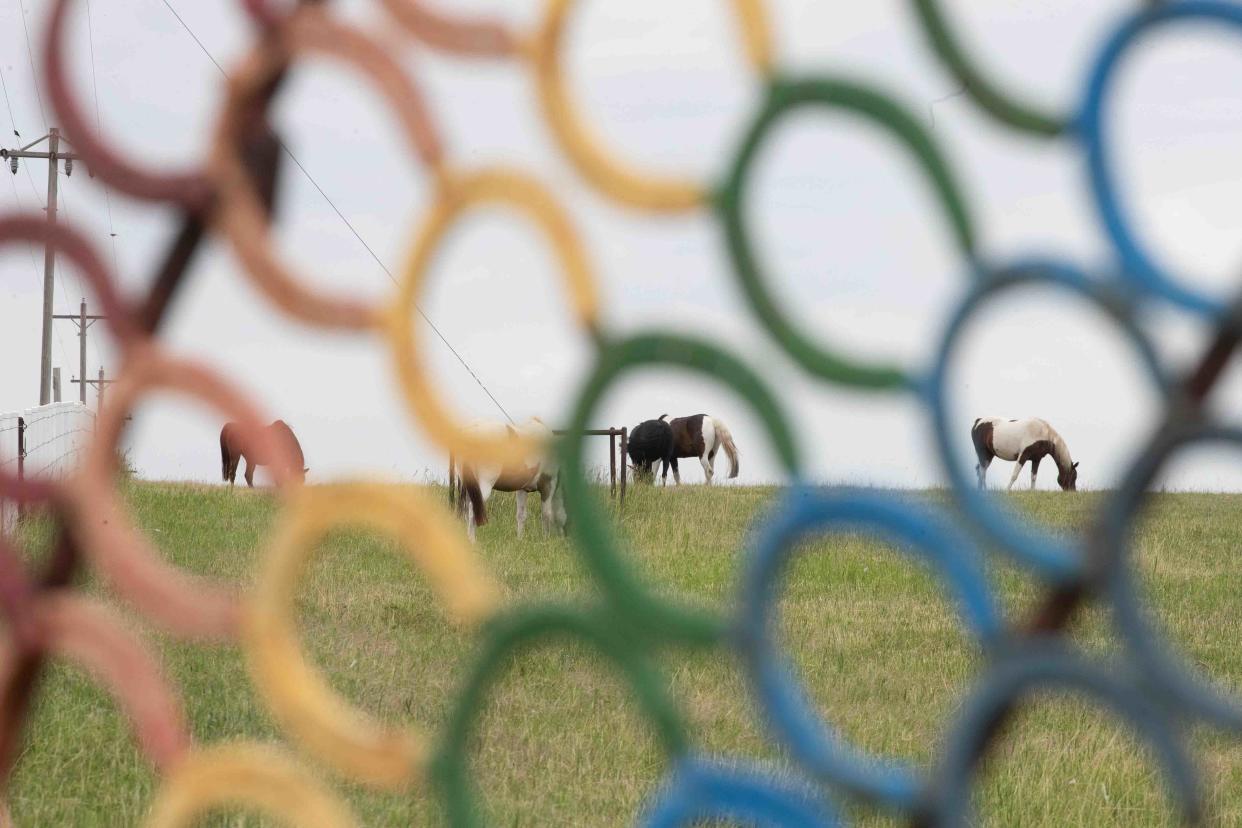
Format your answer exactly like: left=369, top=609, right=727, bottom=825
left=560, top=331, right=801, bottom=645
left=432, top=604, right=688, bottom=826
left=909, top=0, right=1066, bottom=136
left=718, top=75, right=978, bottom=390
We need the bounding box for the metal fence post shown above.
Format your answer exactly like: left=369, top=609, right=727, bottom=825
left=619, top=427, right=627, bottom=507
left=16, top=417, right=25, bottom=521
left=609, top=429, right=617, bottom=496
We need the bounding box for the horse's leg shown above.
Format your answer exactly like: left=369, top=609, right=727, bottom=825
left=465, top=496, right=477, bottom=544
left=700, top=451, right=713, bottom=486
left=541, top=484, right=555, bottom=535
left=244, top=458, right=256, bottom=488
left=553, top=477, right=567, bottom=534
left=515, top=490, right=528, bottom=539
left=1030, top=455, right=1042, bottom=490
left=976, top=456, right=992, bottom=490
left=1006, top=460, right=1024, bottom=490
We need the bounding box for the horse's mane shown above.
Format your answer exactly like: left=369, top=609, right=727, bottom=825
left=269, top=420, right=304, bottom=462
left=1047, top=427, right=1073, bottom=470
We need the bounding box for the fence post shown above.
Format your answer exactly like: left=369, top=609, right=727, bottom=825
left=16, top=417, right=25, bottom=521
left=609, top=430, right=617, bottom=496
left=619, top=427, right=627, bottom=508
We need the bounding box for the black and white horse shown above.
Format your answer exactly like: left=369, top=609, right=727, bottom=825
left=657, top=414, right=739, bottom=486
left=971, top=416, right=1078, bottom=491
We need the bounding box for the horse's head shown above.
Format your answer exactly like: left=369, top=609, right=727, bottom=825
left=629, top=462, right=656, bottom=483
left=1058, top=461, right=1079, bottom=491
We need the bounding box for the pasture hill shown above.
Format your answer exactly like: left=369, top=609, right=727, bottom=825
left=10, top=480, right=1242, bottom=825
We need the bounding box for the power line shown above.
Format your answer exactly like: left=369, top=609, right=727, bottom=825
left=50, top=181, right=85, bottom=372
left=57, top=174, right=101, bottom=369
left=9, top=0, right=113, bottom=393
left=157, top=0, right=516, bottom=425
left=79, top=0, right=116, bottom=370
left=0, top=65, right=20, bottom=138
left=6, top=0, right=78, bottom=384
left=0, top=61, right=49, bottom=213
left=0, top=73, right=73, bottom=398
left=14, top=0, right=49, bottom=129
left=9, top=1, right=62, bottom=237
left=276, top=147, right=517, bottom=425
left=927, top=86, right=967, bottom=129
left=3, top=168, right=44, bottom=298
left=158, top=0, right=225, bottom=75
left=0, top=69, right=40, bottom=276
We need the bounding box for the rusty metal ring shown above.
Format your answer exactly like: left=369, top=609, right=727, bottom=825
left=210, top=4, right=447, bottom=331
left=0, top=593, right=191, bottom=772
left=0, top=540, right=36, bottom=646
left=377, top=0, right=519, bottom=57
left=64, top=345, right=299, bottom=641
left=43, top=0, right=214, bottom=209
left=0, top=215, right=141, bottom=503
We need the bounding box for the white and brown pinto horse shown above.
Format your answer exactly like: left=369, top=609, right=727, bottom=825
left=658, top=414, right=740, bottom=485
left=971, top=417, right=1078, bottom=491
left=455, top=417, right=566, bottom=543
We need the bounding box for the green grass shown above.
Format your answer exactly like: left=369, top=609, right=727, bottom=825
left=7, top=481, right=1242, bottom=825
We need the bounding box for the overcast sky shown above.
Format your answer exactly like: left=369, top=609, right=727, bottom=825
left=3, top=0, right=1242, bottom=490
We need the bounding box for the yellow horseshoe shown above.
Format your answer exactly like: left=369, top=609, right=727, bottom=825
left=243, top=482, right=500, bottom=789
left=144, top=743, right=359, bottom=828
left=528, top=0, right=774, bottom=211
left=385, top=167, right=601, bottom=469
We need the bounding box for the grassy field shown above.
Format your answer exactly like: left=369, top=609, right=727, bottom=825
left=6, top=480, right=1242, bottom=825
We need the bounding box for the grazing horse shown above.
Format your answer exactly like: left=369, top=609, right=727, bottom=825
left=626, top=418, right=674, bottom=482
left=658, top=414, right=739, bottom=486
left=456, top=417, right=566, bottom=543
left=971, top=416, right=1078, bottom=491
left=220, top=419, right=307, bottom=488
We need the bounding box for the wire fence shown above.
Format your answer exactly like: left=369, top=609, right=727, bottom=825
left=0, top=402, right=95, bottom=534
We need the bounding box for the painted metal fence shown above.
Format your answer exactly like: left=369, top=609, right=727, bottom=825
left=0, top=403, right=94, bottom=534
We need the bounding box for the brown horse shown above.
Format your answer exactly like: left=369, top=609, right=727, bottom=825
left=220, top=419, right=307, bottom=488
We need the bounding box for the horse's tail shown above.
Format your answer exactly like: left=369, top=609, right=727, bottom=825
left=712, top=417, right=739, bottom=479
left=219, top=426, right=230, bottom=482
left=460, top=465, right=487, bottom=527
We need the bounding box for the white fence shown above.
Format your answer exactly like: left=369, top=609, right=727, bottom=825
left=0, top=402, right=96, bottom=534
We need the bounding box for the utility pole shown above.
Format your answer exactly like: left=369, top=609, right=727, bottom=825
left=73, top=366, right=115, bottom=410
left=53, top=300, right=105, bottom=404
left=52, top=367, right=61, bottom=403
left=2, top=128, right=83, bottom=405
